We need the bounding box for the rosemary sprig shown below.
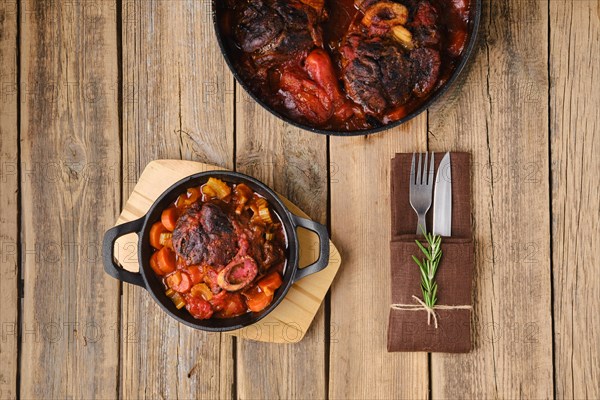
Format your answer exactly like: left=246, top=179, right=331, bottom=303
left=411, top=226, right=443, bottom=309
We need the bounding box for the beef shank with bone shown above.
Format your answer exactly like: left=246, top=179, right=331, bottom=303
left=339, top=0, right=441, bottom=118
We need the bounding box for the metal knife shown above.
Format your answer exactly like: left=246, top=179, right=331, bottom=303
left=433, top=152, right=452, bottom=236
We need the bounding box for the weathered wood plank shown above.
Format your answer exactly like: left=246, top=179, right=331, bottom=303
left=0, top=1, right=19, bottom=399
left=235, top=90, right=328, bottom=398
left=19, top=0, right=121, bottom=398
left=120, top=1, right=235, bottom=398
left=329, top=120, right=428, bottom=399
left=428, top=0, right=553, bottom=398
left=550, top=1, right=599, bottom=398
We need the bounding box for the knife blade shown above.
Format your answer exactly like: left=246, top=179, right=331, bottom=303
left=433, top=152, right=452, bottom=236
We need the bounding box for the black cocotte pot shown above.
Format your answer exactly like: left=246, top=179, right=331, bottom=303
left=102, top=171, right=330, bottom=332
left=212, top=0, right=482, bottom=136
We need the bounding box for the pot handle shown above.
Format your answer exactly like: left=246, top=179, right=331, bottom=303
left=102, top=217, right=146, bottom=288
left=291, top=215, right=330, bottom=283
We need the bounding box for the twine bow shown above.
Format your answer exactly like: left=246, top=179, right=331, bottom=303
left=390, top=295, right=472, bottom=329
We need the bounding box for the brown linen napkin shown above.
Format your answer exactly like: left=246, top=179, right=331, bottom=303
left=387, top=152, right=473, bottom=353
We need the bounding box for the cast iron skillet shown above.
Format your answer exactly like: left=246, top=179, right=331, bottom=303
left=102, top=171, right=330, bottom=332
left=212, top=0, right=482, bottom=136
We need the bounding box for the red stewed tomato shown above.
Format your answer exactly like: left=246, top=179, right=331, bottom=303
left=185, top=295, right=213, bottom=319
left=217, top=292, right=247, bottom=318
left=150, top=179, right=287, bottom=321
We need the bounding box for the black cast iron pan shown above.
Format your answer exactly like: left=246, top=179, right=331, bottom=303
left=212, top=0, right=482, bottom=136
left=103, top=171, right=330, bottom=332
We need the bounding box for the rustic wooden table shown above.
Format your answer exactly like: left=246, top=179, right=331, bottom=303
left=1, top=1, right=598, bottom=399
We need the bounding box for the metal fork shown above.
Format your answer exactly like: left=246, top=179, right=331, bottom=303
left=409, top=152, right=435, bottom=235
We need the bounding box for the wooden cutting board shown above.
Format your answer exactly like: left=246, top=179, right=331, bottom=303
left=113, top=159, right=341, bottom=343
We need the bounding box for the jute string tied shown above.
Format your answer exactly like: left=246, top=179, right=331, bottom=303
left=390, top=295, right=472, bottom=329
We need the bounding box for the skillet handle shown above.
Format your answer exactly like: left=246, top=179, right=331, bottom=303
left=102, top=217, right=146, bottom=288
left=291, top=215, right=330, bottom=283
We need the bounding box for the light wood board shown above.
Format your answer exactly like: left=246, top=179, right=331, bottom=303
left=0, top=1, right=18, bottom=399
left=428, top=0, right=554, bottom=398
left=329, top=120, right=429, bottom=398
left=5, top=0, right=600, bottom=398
left=19, top=1, right=121, bottom=398
left=550, top=1, right=600, bottom=398
left=120, top=1, right=235, bottom=398
left=114, top=159, right=341, bottom=344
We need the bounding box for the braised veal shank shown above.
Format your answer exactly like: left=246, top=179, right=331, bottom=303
left=222, top=0, right=471, bottom=131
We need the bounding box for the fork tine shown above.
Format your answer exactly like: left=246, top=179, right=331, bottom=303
left=410, top=153, right=416, bottom=184
left=416, top=153, right=422, bottom=184
left=424, top=152, right=429, bottom=184
left=428, top=152, right=435, bottom=185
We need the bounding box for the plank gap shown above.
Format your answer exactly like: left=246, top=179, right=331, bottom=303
left=232, top=69, right=238, bottom=400
left=115, top=0, right=124, bottom=399
left=16, top=1, right=24, bottom=399
left=232, top=336, right=238, bottom=400
left=426, top=92, right=432, bottom=400
left=546, top=1, right=557, bottom=398
left=232, top=77, right=237, bottom=173
left=324, top=135, right=331, bottom=400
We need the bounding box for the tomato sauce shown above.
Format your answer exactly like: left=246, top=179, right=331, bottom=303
left=218, top=0, right=473, bottom=132
left=149, top=178, right=287, bottom=320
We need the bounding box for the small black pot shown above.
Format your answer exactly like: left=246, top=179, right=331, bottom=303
left=212, top=0, right=482, bottom=136
left=102, top=171, right=330, bottom=332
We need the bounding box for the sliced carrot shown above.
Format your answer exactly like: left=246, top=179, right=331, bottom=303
left=149, top=222, right=168, bottom=249
left=159, top=232, right=173, bottom=249
left=154, top=246, right=176, bottom=275
left=166, top=271, right=192, bottom=293
left=258, top=271, right=283, bottom=297
left=186, top=187, right=200, bottom=203
left=150, top=251, right=163, bottom=276
left=187, top=265, right=204, bottom=285
left=243, top=286, right=273, bottom=312
left=161, top=207, right=179, bottom=231
left=177, top=187, right=201, bottom=208
left=176, top=194, right=187, bottom=208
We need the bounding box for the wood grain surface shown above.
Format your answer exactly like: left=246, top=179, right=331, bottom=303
left=329, top=118, right=429, bottom=399
left=120, top=1, right=235, bottom=399
left=0, top=1, right=18, bottom=399
left=235, top=88, right=329, bottom=398
left=428, top=0, right=554, bottom=398
left=2, top=0, right=599, bottom=398
left=550, top=1, right=600, bottom=399
left=19, top=0, right=121, bottom=398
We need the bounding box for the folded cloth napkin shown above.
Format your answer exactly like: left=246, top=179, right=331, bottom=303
left=387, top=152, right=473, bottom=353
